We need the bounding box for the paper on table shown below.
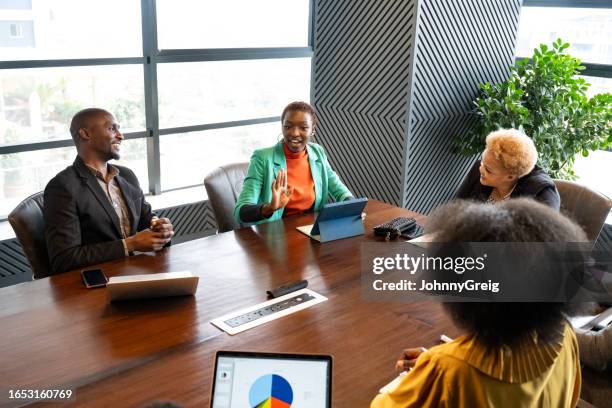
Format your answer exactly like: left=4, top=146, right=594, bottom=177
left=379, top=371, right=408, bottom=394
left=405, top=232, right=435, bottom=250
left=296, top=224, right=321, bottom=242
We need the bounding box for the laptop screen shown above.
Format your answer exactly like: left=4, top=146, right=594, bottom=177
left=211, top=351, right=332, bottom=408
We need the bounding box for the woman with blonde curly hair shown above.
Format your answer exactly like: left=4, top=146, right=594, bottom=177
left=456, top=128, right=560, bottom=209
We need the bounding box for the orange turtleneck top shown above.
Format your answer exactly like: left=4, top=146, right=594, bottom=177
left=283, top=143, right=315, bottom=217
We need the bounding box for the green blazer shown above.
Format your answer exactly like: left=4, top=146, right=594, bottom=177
left=234, top=142, right=353, bottom=224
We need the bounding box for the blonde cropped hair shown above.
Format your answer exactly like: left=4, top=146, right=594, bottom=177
left=485, top=129, right=538, bottom=177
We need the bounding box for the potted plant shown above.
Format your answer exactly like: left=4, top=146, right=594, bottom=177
left=454, top=38, right=612, bottom=179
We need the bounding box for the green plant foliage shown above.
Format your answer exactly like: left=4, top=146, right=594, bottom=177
left=455, top=39, right=612, bottom=179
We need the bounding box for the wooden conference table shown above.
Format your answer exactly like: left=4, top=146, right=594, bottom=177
left=0, top=200, right=460, bottom=407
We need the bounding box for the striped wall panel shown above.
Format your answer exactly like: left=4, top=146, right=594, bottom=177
left=312, top=0, right=522, bottom=213
left=0, top=239, right=32, bottom=286
left=312, top=0, right=418, bottom=206
left=403, top=0, right=522, bottom=213
left=156, top=200, right=217, bottom=244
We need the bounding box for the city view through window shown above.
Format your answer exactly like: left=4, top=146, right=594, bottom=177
left=0, top=0, right=310, bottom=217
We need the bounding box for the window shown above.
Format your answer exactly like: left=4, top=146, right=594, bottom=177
left=581, top=75, right=612, bottom=98
left=571, top=78, right=611, bottom=199
left=160, top=123, right=279, bottom=190
left=573, top=150, right=612, bottom=199
left=517, top=2, right=612, bottom=207
left=0, top=139, right=147, bottom=217
left=155, top=0, right=313, bottom=196
left=0, top=0, right=313, bottom=219
left=157, top=59, right=311, bottom=128
left=0, top=65, right=145, bottom=145
left=9, top=23, right=23, bottom=38
left=1, top=0, right=142, bottom=61
left=517, top=7, right=612, bottom=64
left=156, top=0, right=310, bottom=49
left=0, top=0, right=32, bottom=10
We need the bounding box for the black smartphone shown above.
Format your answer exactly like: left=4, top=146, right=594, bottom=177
left=81, top=269, right=108, bottom=289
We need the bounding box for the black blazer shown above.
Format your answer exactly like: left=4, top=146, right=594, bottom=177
left=456, top=161, right=560, bottom=210
left=44, top=156, right=154, bottom=275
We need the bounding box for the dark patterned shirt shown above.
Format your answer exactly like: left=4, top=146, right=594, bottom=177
left=85, top=164, right=132, bottom=255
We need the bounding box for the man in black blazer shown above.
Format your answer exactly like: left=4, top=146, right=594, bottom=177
left=44, top=108, right=174, bottom=275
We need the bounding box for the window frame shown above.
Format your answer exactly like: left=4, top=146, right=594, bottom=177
left=516, top=1, right=612, bottom=145
left=518, top=0, right=612, bottom=78
left=0, top=0, right=315, bottom=219
left=6, top=1, right=605, bottom=219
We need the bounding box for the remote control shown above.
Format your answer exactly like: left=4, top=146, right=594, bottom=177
left=267, top=279, right=309, bottom=298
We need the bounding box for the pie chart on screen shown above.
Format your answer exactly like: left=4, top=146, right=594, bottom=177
left=249, top=374, right=294, bottom=408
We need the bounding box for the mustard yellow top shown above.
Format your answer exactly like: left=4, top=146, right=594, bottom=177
left=371, top=323, right=581, bottom=408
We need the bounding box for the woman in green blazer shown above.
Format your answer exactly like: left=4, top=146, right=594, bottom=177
left=234, top=101, right=353, bottom=224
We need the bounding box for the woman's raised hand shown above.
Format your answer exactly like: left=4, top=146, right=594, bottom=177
left=261, top=170, right=294, bottom=217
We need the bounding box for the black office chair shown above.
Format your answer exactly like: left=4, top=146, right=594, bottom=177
left=554, top=179, right=612, bottom=243
left=8, top=192, right=51, bottom=279
left=204, top=163, right=250, bottom=233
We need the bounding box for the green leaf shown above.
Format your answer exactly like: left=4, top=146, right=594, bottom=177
left=454, top=39, right=612, bottom=177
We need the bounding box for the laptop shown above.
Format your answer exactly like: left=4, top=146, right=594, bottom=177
left=211, top=351, right=332, bottom=408
left=106, top=271, right=198, bottom=302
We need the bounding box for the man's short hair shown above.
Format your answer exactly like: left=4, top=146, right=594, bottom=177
left=69, top=108, right=111, bottom=146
